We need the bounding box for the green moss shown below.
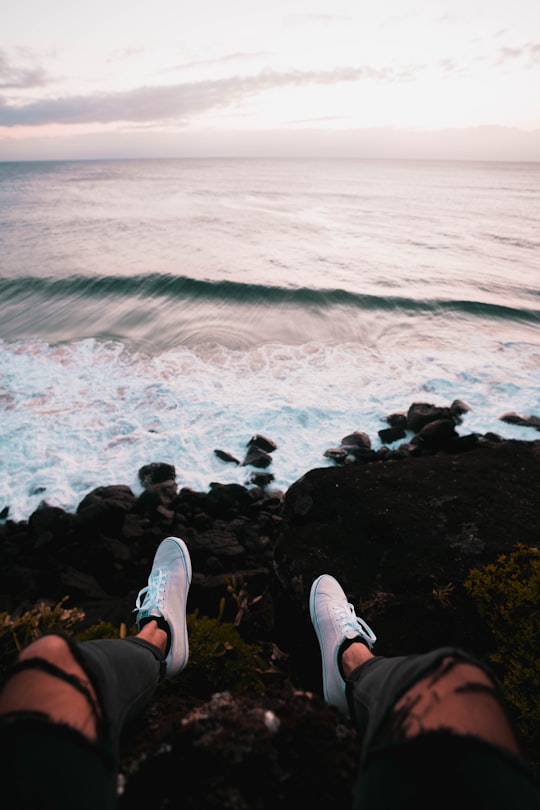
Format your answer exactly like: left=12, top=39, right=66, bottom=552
left=180, top=611, right=266, bottom=697
left=464, top=544, right=540, bottom=749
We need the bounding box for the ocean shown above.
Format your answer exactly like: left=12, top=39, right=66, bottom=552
left=1, top=157, right=539, bottom=521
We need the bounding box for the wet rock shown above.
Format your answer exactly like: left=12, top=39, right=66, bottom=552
left=450, top=399, right=471, bottom=416
left=378, top=426, right=407, bottom=444
left=324, top=447, right=349, bottom=463
left=411, top=418, right=458, bottom=450
left=406, top=402, right=457, bottom=432
left=138, top=463, right=176, bottom=488
left=247, top=434, right=278, bottom=453
left=135, top=481, right=178, bottom=515
left=340, top=431, right=371, bottom=450
left=243, top=445, right=273, bottom=468
left=248, top=471, right=275, bottom=487
left=386, top=413, right=407, bottom=429
left=214, top=449, right=241, bottom=465
left=499, top=412, right=540, bottom=430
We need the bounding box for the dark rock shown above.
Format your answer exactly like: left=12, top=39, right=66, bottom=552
left=249, top=471, right=275, bottom=487
left=60, top=566, right=110, bottom=599
left=29, top=504, right=74, bottom=547
left=450, top=399, right=471, bottom=416
left=214, top=449, right=241, bottom=465
left=386, top=413, right=407, bottom=429
left=324, top=447, right=349, bottom=463
left=188, top=528, right=245, bottom=559
left=378, top=427, right=407, bottom=444
left=446, top=434, right=480, bottom=453
left=247, top=434, right=278, bottom=453
left=482, top=432, right=504, bottom=443
left=135, top=481, right=178, bottom=515
left=411, top=419, right=458, bottom=450
left=76, top=486, right=135, bottom=536
left=499, top=412, right=540, bottom=430
left=0, top=505, right=9, bottom=520
left=138, top=463, right=176, bottom=489
left=206, top=483, right=252, bottom=517
left=243, top=445, right=273, bottom=468
left=77, top=485, right=135, bottom=514
left=406, top=402, right=457, bottom=432
left=340, top=431, right=371, bottom=450
left=350, top=446, right=377, bottom=463
left=274, top=439, right=540, bottom=687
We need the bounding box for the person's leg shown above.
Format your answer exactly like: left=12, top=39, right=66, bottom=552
left=341, top=644, right=521, bottom=756
left=309, top=574, right=520, bottom=756
left=309, top=575, right=540, bottom=809
left=0, top=536, right=191, bottom=810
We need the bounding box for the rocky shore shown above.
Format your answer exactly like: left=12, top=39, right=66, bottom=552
left=1, top=402, right=539, bottom=806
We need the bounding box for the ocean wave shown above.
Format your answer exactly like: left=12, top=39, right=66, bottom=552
left=1, top=273, right=539, bottom=326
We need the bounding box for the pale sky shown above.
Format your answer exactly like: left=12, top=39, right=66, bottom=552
left=1, top=0, right=539, bottom=160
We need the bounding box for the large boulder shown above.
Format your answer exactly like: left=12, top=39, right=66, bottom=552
left=273, top=439, right=540, bottom=688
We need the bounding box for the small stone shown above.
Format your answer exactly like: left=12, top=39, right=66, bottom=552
left=247, top=434, right=278, bottom=453
left=214, top=449, right=241, bottom=465
left=499, top=412, right=540, bottom=429
left=249, top=471, right=275, bottom=487
left=386, top=413, right=407, bottom=429
left=138, top=463, right=176, bottom=489
left=324, top=447, right=349, bottom=463
left=340, top=431, right=371, bottom=449
left=378, top=427, right=406, bottom=445
left=243, top=445, right=273, bottom=468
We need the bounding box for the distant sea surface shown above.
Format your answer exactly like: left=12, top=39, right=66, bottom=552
left=1, top=158, right=539, bottom=520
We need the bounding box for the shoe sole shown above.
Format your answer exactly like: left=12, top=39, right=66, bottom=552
left=163, top=536, right=192, bottom=674
left=309, top=575, right=332, bottom=701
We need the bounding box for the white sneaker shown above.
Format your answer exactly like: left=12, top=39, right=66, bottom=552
left=309, top=574, right=376, bottom=715
left=134, top=536, right=192, bottom=677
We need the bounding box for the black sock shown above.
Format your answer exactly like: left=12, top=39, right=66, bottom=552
left=139, top=615, right=171, bottom=656
left=338, top=636, right=368, bottom=679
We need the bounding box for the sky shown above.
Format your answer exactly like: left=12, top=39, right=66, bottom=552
left=1, top=0, right=539, bottom=161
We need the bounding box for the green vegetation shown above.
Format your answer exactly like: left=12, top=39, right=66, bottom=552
left=181, top=611, right=266, bottom=696
left=0, top=597, right=85, bottom=676
left=0, top=596, right=267, bottom=698
left=464, top=543, right=540, bottom=749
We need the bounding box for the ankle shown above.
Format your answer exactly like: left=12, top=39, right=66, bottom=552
left=137, top=619, right=170, bottom=655
left=340, top=640, right=374, bottom=678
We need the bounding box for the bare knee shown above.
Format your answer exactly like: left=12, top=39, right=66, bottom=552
left=0, top=634, right=101, bottom=741
left=19, top=634, right=75, bottom=667
left=390, top=656, right=520, bottom=754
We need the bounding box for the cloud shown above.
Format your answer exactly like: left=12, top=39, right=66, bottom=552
left=0, top=65, right=392, bottom=128
left=286, top=13, right=352, bottom=27
left=0, top=50, right=49, bottom=89
left=165, top=52, right=273, bottom=74
left=495, top=41, right=540, bottom=65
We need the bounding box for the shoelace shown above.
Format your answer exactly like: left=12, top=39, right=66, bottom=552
left=134, top=568, right=167, bottom=615
left=332, top=601, right=377, bottom=648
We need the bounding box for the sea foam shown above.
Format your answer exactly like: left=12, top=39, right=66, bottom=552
left=1, top=337, right=539, bottom=522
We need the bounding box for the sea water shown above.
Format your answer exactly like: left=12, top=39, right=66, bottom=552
left=1, top=158, right=539, bottom=520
